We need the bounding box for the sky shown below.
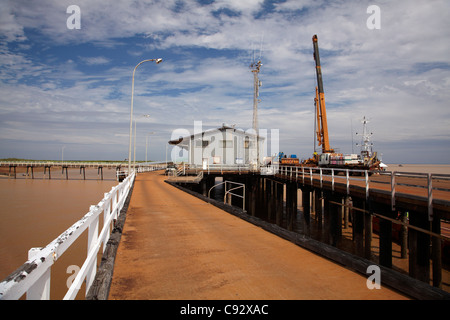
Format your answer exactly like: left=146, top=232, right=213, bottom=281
left=0, top=0, right=449, bottom=163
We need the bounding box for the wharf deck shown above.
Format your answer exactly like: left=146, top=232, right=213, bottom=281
left=108, top=171, right=408, bottom=300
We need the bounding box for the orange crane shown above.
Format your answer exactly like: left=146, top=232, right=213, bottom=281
left=303, top=34, right=334, bottom=166
left=304, top=35, right=381, bottom=171
left=313, top=34, right=334, bottom=155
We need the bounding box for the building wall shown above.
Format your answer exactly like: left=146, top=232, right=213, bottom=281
left=188, top=129, right=259, bottom=166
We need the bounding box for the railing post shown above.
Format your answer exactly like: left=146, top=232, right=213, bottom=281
left=112, top=187, right=118, bottom=220
left=391, top=172, right=396, bottom=211
left=103, top=193, right=111, bottom=252
left=26, top=248, right=50, bottom=300
left=331, top=169, right=335, bottom=192
left=319, top=168, right=323, bottom=188
left=346, top=169, right=349, bottom=195
left=365, top=170, right=369, bottom=200
left=302, top=166, right=304, bottom=184
left=243, top=185, right=246, bottom=211
left=428, top=173, right=433, bottom=221
left=86, top=206, right=99, bottom=294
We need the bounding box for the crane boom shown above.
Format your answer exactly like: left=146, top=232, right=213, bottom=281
left=312, top=34, right=333, bottom=154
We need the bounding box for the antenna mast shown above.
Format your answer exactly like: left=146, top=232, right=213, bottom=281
left=250, top=59, right=262, bottom=165
left=250, top=60, right=262, bottom=132
left=360, top=116, right=373, bottom=157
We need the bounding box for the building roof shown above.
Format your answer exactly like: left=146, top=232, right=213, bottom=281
left=168, top=124, right=265, bottom=146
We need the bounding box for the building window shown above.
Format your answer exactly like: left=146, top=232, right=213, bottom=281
left=221, top=140, right=233, bottom=148
left=196, top=140, right=209, bottom=147
left=244, top=138, right=252, bottom=148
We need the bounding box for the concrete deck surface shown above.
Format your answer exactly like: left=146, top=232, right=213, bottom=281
left=108, top=171, right=408, bottom=300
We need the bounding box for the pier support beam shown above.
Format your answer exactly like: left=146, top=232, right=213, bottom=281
left=275, top=182, right=283, bottom=227
left=313, top=189, right=323, bottom=237
left=323, top=191, right=342, bottom=246
left=44, top=165, right=51, bottom=179
left=301, top=187, right=311, bottom=236
left=431, top=211, right=442, bottom=288
left=343, top=196, right=350, bottom=229
left=400, top=211, right=408, bottom=259
left=62, top=166, right=69, bottom=180
left=352, top=198, right=365, bottom=257
left=9, top=165, right=17, bottom=179
left=266, top=179, right=273, bottom=221
left=408, top=210, right=430, bottom=283
left=375, top=203, right=393, bottom=268
left=26, top=165, right=34, bottom=179
left=330, top=194, right=343, bottom=247
left=98, top=166, right=103, bottom=180
left=286, top=182, right=297, bottom=231
left=80, top=166, right=86, bottom=180
left=364, top=201, right=373, bottom=260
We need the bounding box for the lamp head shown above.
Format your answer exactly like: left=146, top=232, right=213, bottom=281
left=155, top=58, right=163, bottom=64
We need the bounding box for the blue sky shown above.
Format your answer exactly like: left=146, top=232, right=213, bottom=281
left=0, top=0, right=449, bottom=163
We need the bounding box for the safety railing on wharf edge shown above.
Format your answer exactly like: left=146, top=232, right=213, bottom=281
left=277, top=165, right=450, bottom=222
left=208, top=181, right=246, bottom=212
left=0, top=171, right=136, bottom=300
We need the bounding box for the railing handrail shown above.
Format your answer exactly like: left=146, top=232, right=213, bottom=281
left=224, top=184, right=246, bottom=212
left=275, top=165, right=450, bottom=223
left=0, top=171, right=136, bottom=300
left=207, top=180, right=246, bottom=211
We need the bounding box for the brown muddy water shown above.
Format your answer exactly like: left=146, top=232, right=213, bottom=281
left=0, top=167, right=118, bottom=299
left=1, top=164, right=449, bottom=299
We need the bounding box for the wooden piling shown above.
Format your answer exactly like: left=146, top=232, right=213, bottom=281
left=330, top=195, right=342, bottom=247
left=286, top=182, right=297, bottom=231
left=314, top=189, right=323, bottom=230
left=323, top=191, right=331, bottom=245
left=80, top=166, right=86, bottom=180
left=44, top=165, right=51, bottom=179
left=408, top=210, right=430, bottom=283
left=379, top=210, right=393, bottom=269
left=266, top=179, right=273, bottom=221
left=9, top=165, right=16, bottom=179
left=352, top=198, right=365, bottom=257
left=302, top=188, right=311, bottom=236
left=62, top=166, right=69, bottom=180
left=431, top=211, right=442, bottom=288
left=276, top=182, right=283, bottom=226
left=343, top=196, right=350, bottom=229
left=400, top=211, right=408, bottom=259
left=26, top=165, right=34, bottom=179
left=364, top=201, right=372, bottom=260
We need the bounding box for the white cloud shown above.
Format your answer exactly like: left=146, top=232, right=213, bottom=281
left=0, top=0, right=449, bottom=162
left=79, top=56, right=111, bottom=65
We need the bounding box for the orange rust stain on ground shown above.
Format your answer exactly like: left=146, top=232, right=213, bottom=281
left=109, top=171, right=409, bottom=300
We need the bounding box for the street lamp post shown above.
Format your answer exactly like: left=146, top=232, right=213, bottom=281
left=146, top=132, right=155, bottom=163
left=61, top=146, right=66, bottom=163
left=133, top=114, right=150, bottom=170
left=128, top=58, right=162, bottom=175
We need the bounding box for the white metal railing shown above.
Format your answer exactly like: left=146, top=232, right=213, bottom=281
left=0, top=171, right=136, bottom=300
left=276, top=165, right=450, bottom=222
left=0, top=161, right=169, bottom=169
left=208, top=181, right=246, bottom=211
left=179, top=163, right=259, bottom=175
